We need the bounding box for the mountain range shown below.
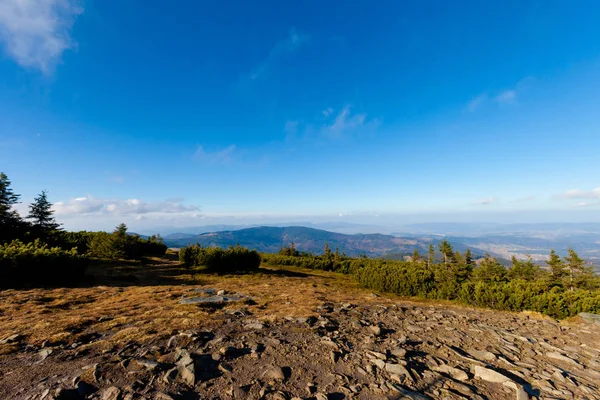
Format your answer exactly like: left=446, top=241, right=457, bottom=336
left=158, top=223, right=600, bottom=267
left=162, top=226, right=480, bottom=258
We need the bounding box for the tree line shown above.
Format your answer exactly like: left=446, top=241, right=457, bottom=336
left=0, top=172, right=167, bottom=287
left=262, top=240, right=600, bottom=319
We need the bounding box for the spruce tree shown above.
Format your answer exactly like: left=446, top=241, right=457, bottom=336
left=0, top=172, right=20, bottom=222
left=465, top=248, right=474, bottom=268
left=438, top=239, right=454, bottom=269
left=412, top=248, right=421, bottom=261
left=546, top=249, right=564, bottom=284
left=564, top=248, right=596, bottom=290
left=427, top=244, right=435, bottom=269
left=0, top=172, right=23, bottom=241
left=27, top=190, right=60, bottom=231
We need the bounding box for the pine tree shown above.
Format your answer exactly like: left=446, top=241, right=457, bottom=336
left=508, top=255, right=538, bottom=281
left=323, top=242, right=332, bottom=257
left=465, top=248, right=474, bottom=268
left=0, top=172, right=23, bottom=241
left=473, top=254, right=506, bottom=282
left=412, top=248, right=421, bottom=261
left=27, top=190, right=60, bottom=231
left=547, top=249, right=564, bottom=284
left=427, top=244, right=435, bottom=269
left=564, top=248, right=596, bottom=290
left=0, top=172, right=20, bottom=223
left=438, top=239, right=454, bottom=269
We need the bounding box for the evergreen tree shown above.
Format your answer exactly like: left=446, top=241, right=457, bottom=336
left=412, top=248, right=421, bottom=261
left=465, top=248, right=474, bottom=268
left=323, top=242, right=332, bottom=258
left=564, top=248, right=596, bottom=290
left=473, top=254, right=507, bottom=282
left=427, top=244, right=435, bottom=269
left=451, top=251, right=471, bottom=283
left=0, top=172, right=23, bottom=241
left=547, top=249, right=564, bottom=284
left=438, top=239, right=453, bottom=268
left=508, top=255, right=538, bottom=281
left=27, top=190, right=60, bottom=231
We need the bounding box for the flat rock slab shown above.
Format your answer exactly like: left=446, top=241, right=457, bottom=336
left=580, top=312, right=600, bottom=326
left=189, top=288, right=217, bottom=295
left=179, top=294, right=249, bottom=305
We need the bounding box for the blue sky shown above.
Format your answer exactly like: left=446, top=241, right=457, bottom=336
left=1, top=0, right=599, bottom=231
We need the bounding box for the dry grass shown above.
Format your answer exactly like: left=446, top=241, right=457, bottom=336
left=1, top=257, right=562, bottom=355
left=0, top=258, right=396, bottom=352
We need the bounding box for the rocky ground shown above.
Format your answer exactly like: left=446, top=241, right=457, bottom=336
left=1, top=259, right=599, bottom=400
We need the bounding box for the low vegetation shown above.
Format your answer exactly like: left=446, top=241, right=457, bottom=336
left=262, top=242, right=600, bottom=319
left=179, top=244, right=261, bottom=273
left=0, top=239, right=88, bottom=287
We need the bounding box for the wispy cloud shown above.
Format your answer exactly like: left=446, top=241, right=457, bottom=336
left=250, top=28, right=309, bottom=81
left=572, top=201, right=597, bottom=208
left=466, top=79, right=531, bottom=112
left=322, top=107, right=334, bottom=117
left=467, top=94, right=488, bottom=112
left=559, top=187, right=600, bottom=199
left=194, top=145, right=236, bottom=165
left=54, top=196, right=200, bottom=217
left=473, top=196, right=495, bottom=205
left=320, top=105, right=380, bottom=140
left=0, top=0, right=82, bottom=73
left=495, top=90, right=517, bottom=103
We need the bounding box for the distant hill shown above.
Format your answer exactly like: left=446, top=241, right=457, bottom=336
left=163, top=226, right=482, bottom=258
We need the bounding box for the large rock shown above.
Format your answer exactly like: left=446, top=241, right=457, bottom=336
left=262, top=366, right=286, bottom=381
left=546, top=352, right=579, bottom=366
left=433, top=365, right=469, bottom=381
left=473, top=366, right=510, bottom=383
left=101, top=387, right=122, bottom=400
left=385, top=363, right=412, bottom=380
left=474, top=366, right=529, bottom=399
left=579, top=312, right=600, bottom=326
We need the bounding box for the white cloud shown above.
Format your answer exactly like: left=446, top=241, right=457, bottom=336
left=495, top=90, right=517, bottom=103
left=54, top=196, right=200, bottom=217
left=473, top=196, right=495, bottom=205
left=250, top=28, right=309, bottom=80
left=0, top=0, right=82, bottom=73
left=466, top=80, right=527, bottom=111
left=467, top=94, right=487, bottom=112
left=322, top=107, right=334, bottom=117
left=321, top=105, right=379, bottom=139
left=560, top=187, right=600, bottom=199
left=572, top=201, right=596, bottom=208
left=194, top=145, right=236, bottom=164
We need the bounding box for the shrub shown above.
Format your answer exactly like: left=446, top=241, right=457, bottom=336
left=0, top=239, right=88, bottom=287
left=264, top=249, right=600, bottom=319
left=179, top=244, right=261, bottom=273
left=87, top=226, right=167, bottom=260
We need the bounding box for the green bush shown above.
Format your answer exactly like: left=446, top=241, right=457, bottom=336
left=87, top=225, right=167, bottom=260
left=0, top=239, right=88, bottom=287
left=179, top=244, right=261, bottom=273
left=263, top=246, right=600, bottom=319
